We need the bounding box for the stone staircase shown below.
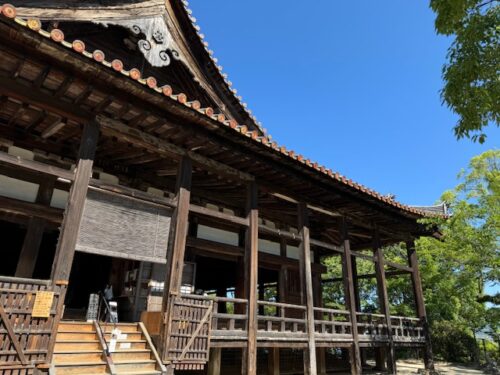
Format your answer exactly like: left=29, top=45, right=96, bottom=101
left=53, top=321, right=165, bottom=375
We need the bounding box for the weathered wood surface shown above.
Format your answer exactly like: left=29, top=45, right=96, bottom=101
left=15, top=178, right=55, bottom=278
left=0, top=277, right=63, bottom=369
left=340, top=219, right=362, bottom=375
left=12, top=0, right=166, bottom=20
left=51, top=121, right=99, bottom=282
left=165, top=295, right=213, bottom=370
left=407, top=241, right=435, bottom=371
left=373, top=230, right=396, bottom=374
left=298, top=203, right=317, bottom=375
left=161, top=156, right=193, bottom=369
left=245, top=182, right=259, bottom=375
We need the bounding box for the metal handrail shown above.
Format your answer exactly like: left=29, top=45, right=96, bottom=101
left=95, top=292, right=117, bottom=357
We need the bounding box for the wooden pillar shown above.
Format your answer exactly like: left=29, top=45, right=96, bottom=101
left=160, top=156, right=192, bottom=368
left=51, top=120, right=99, bottom=282
left=298, top=203, right=317, bottom=375
left=207, top=348, right=222, bottom=375
left=244, top=182, right=258, bottom=375
left=267, top=348, right=280, bottom=375
left=340, top=218, right=362, bottom=375
left=373, top=230, right=396, bottom=374
left=16, top=178, right=55, bottom=278
left=407, top=240, right=435, bottom=373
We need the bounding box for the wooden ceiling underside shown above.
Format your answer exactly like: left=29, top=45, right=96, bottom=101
left=0, top=24, right=431, bottom=252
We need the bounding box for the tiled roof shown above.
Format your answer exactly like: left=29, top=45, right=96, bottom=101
left=0, top=3, right=443, bottom=219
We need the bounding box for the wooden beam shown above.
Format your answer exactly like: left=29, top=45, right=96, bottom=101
left=15, top=177, right=55, bottom=277
left=267, top=348, right=280, bottom=375
left=51, top=120, right=99, bottom=281
left=340, top=218, right=362, bottom=375
left=96, top=115, right=254, bottom=182
left=384, top=260, right=412, bottom=273
left=0, top=76, right=91, bottom=123
left=0, top=150, right=74, bottom=180
left=244, top=182, right=259, bottom=375
left=0, top=196, right=62, bottom=223
left=160, top=156, right=192, bottom=366
left=298, top=202, right=317, bottom=375
left=189, top=203, right=249, bottom=227
left=407, top=240, right=435, bottom=372
left=374, top=230, right=396, bottom=374
left=41, top=118, right=66, bottom=139
left=207, top=348, right=221, bottom=375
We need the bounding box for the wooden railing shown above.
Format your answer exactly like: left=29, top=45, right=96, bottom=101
left=0, top=276, right=64, bottom=372
left=257, top=301, right=307, bottom=340
left=356, top=312, right=389, bottom=339
left=391, top=316, right=425, bottom=343
left=210, top=296, right=248, bottom=340
left=175, top=295, right=425, bottom=346
left=313, top=307, right=352, bottom=339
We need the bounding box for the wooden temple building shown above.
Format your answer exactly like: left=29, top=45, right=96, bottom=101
left=0, top=1, right=445, bottom=374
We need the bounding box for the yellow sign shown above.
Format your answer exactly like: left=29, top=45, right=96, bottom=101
left=32, top=291, right=54, bottom=318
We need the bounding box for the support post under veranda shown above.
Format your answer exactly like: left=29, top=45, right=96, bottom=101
left=407, top=240, right=435, bottom=374
left=340, top=218, right=362, bottom=375
left=48, top=120, right=100, bottom=365
left=160, top=156, right=192, bottom=374
left=298, top=202, right=318, bottom=375
left=243, top=182, right=259, bottom=375
left=373, top=229, right=396, bottom=374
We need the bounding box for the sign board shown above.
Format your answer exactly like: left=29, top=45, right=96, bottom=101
left=32, top=291, right=54, bottom=318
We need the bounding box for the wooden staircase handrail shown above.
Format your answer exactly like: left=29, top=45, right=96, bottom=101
left=93, top=320, right=116, bottom=375
left=139, top=321, right=167, bottom=375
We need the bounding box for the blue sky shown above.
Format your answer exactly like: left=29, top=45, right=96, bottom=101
left=189, top=0, right=499, bottom=206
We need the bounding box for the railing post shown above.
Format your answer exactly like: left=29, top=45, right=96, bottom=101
left=407, top=240, right=435, bottom=373
left=160, top=156, right=192, bottom=372
left=340, top=218, right=362, bottom=375
left=243, top=182, right=258, bottom=375
left=373, top=229, right=396, bottom=374
left=298, top=202, right=317, bottom=375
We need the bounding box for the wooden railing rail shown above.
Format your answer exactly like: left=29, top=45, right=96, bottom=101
left=211, top=297, right=248, bottom=332
left=257, top=300, right=307, bottom=335
left=356, top=312, right=388, bottom=337
left=390, top=316, right=425, bottom=342
left=313, top=307, right=352, bottom=336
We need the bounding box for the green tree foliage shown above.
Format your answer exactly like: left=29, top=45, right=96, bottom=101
left=430, top=0, right=499, bottom=142
left=321, top=150, right=499, bottom=363
left=416, top=150, right=498, bottom=360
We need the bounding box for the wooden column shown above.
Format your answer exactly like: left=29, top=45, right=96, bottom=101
left=298, top=203, right=317, bottom=375
left=160, top=156, right=192, bottom=367
left=16, top=178, right=55, bottom=278
left=351, top=256, right=367, bottom=367
left=207, top=348, right=222, bottom=375
left=267, top=348, right=280, bottom=375
left=373, top=230, right=396, bottom=374
left=340, top=218, right=362, bottom=375
left=407, top=240, right=435, bottom=373
left=51, top=120, right=99, bottom=282
left=244, top=182, right=258, bottom=375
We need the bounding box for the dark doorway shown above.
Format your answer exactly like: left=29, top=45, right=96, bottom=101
left=64, top=252, right=112, bottom=319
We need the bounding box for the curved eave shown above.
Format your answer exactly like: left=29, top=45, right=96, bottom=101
left=0, top=4, right=444, bottom=224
